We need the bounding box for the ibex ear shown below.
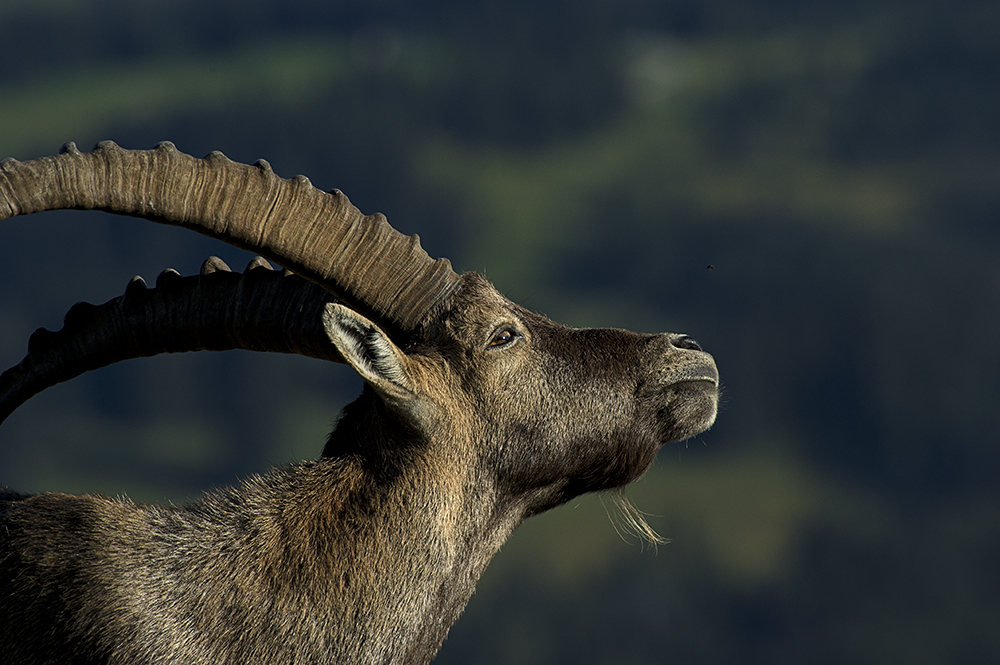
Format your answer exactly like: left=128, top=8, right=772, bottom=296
left=322, top=303, right=416, bottom=402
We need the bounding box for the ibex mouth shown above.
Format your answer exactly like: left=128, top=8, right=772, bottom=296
left=660, top=356, right=719, bottom=390
left=648, top=357, right=719, bottom=441
left=673, top=377, right=719, bottom=389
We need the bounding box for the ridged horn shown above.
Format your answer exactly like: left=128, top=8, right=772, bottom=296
left=0, top=141, right=461, bottom=333
left=0, top=257, right=346, bottom=424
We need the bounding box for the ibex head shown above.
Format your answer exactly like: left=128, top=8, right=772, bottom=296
left=0, top=142, right=717, bottom=664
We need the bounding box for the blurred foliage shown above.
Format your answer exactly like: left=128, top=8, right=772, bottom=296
left=1, top=0, right=999, bottom=663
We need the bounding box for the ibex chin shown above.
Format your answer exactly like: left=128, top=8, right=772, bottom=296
left=0, top=142, right=718, bottom=665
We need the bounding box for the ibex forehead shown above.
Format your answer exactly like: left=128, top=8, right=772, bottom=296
left=434, top=273, right=533, bottom=333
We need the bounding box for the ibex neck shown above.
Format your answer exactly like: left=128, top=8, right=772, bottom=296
left=239, top=455, right=517, bottom=664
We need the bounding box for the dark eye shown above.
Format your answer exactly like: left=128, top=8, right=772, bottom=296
left=489, top=328, right=519, bottom=348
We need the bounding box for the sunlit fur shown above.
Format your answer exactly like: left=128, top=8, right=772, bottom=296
left=1, top=146, right=718, bottom=665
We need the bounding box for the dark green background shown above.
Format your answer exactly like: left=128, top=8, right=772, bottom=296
left=2, top=1, right=998, bottom=662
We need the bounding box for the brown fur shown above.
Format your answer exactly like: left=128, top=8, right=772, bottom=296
left=1, top=161, right=718, bottom=664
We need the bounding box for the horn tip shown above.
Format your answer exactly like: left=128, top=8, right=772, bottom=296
left=63, top=301, right=99, bottom=329
left=93, top=140, right=122, bottom=153
left=205, top=150, right=231, bottom=164
left=26, top=327, right=58, bottom=355
left=124, top=275, right=149, bottom=298
left=155, top=268, right=183, bottom=288
left=246, top=256, right=274, bottom=272
left=201, top=256, right=232, bottom=275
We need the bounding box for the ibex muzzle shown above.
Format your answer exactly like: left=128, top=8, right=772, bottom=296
left=0, top=142, right=717, bottom=665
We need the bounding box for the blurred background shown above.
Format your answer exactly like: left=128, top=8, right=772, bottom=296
left=1, top=0, right=998, bottom=662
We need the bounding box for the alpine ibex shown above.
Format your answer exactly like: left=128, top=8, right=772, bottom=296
left=0, top=142, right=718, bottom=665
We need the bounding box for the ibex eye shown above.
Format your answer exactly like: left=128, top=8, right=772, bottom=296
left=489, top=328, right=518, bottom=348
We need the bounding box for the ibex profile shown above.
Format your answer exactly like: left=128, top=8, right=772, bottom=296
left=0, top=142, right=718, bottom=665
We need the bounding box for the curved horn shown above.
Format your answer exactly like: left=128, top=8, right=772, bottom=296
left=0, top=142, right=461, bottom=332
left=0, top=257, right=345, bottom=424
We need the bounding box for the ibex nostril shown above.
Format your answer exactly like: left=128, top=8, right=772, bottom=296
left=672, top=334, right=703, bottom=351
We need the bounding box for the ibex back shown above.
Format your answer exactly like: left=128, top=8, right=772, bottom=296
left=0, top=142, right=718, bottom=665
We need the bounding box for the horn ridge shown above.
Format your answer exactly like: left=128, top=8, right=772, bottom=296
left=0, top=142, right=462, bottom=332
left=0, top=262, right=347, bottom=424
